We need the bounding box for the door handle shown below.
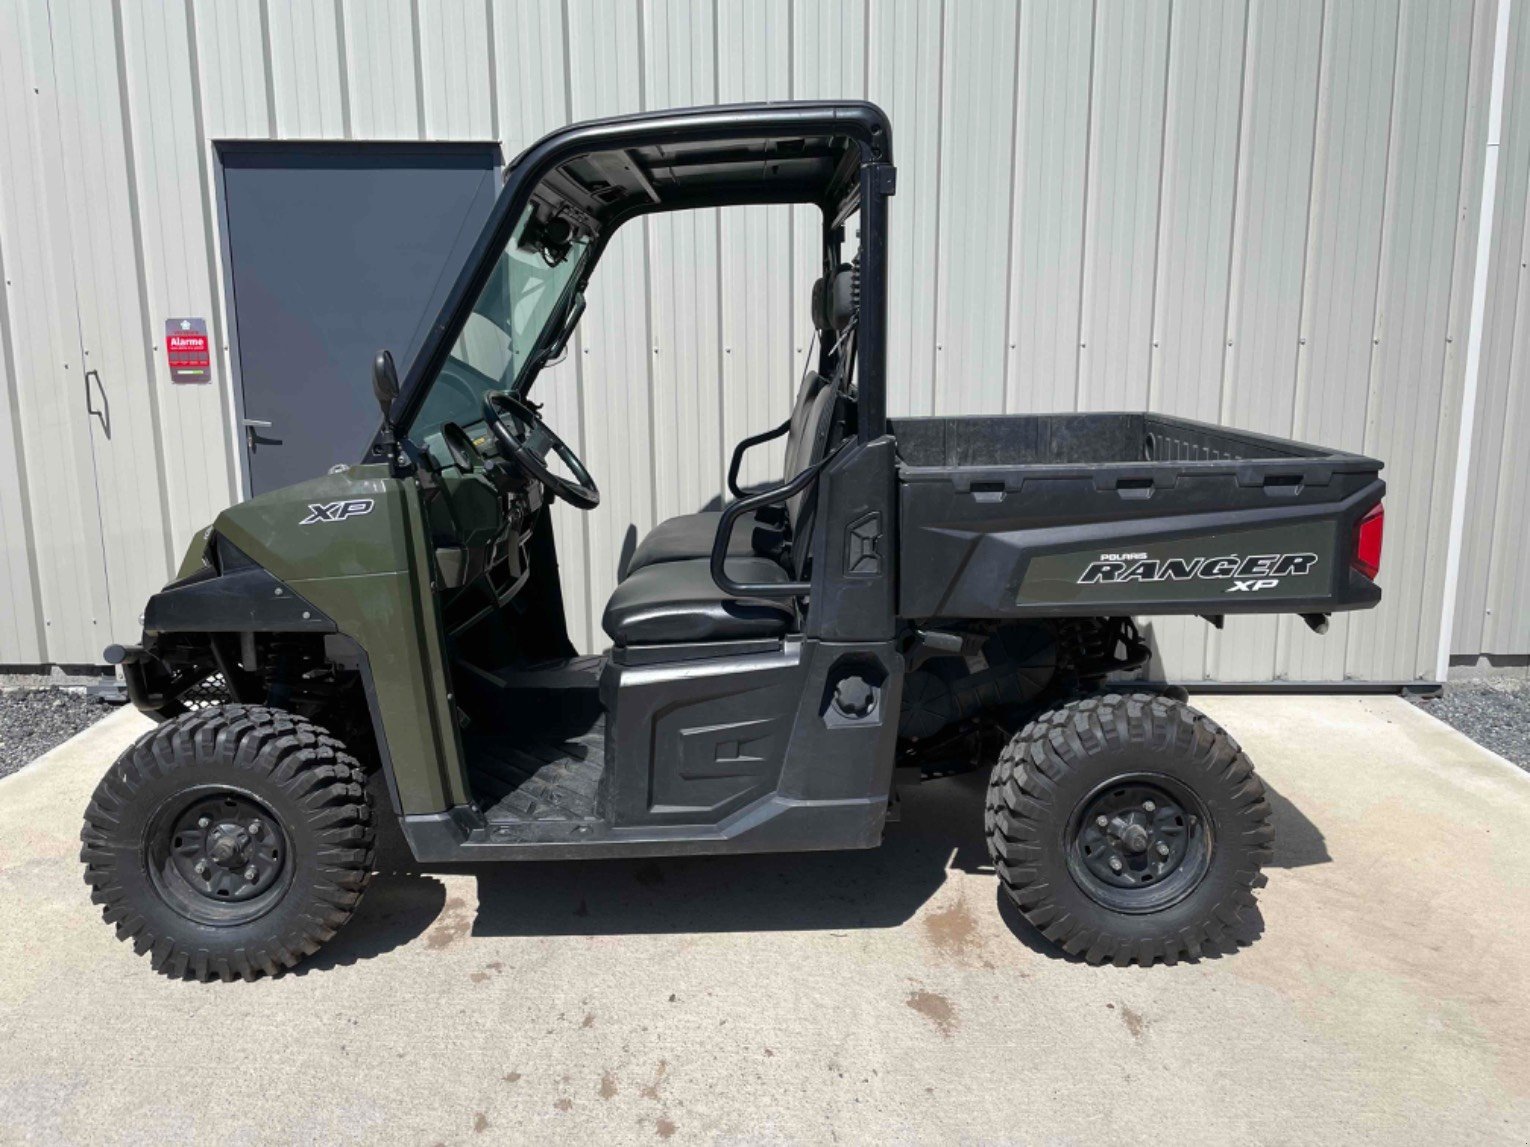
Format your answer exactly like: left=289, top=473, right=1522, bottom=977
left=84, top=369, right=110, bottom=436
left=243, top=418, right=278, bottom=451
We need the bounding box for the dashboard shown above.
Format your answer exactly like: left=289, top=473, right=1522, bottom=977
left=418, top=422, right=544, bottom=624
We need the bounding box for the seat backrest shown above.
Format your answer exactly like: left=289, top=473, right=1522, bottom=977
left=785, top=263, right=857, bottom=576
left=784, top=379, right=840, bottom=531
left=781, top=369, right=830, bottom=484
left=773, top=271, right=839, bottom=485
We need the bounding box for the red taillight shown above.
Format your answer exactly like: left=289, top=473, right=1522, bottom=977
left=1352, top=503, right=1383, bottom=581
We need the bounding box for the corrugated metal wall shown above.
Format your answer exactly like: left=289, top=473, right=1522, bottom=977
left=1455, top=0, right=1530, bottom=660
left=0, top=0, right=1517, bottom=683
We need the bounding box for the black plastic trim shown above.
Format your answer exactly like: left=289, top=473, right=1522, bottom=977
left=611, top=637, right=786, bottom=666
left=143, top=565, right=336, bottom=635
left=399, top=797, right=889, bottom=862
left=324, top=634, right=405, bottom=815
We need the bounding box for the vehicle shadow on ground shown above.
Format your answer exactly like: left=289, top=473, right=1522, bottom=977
left=308, top=771, right=988, bottom=972
left=1264, top=782, right=1330, bottom=868
left=480, top=770, right=989, bottom=938
left=307, top=770, right=1328, bottom=972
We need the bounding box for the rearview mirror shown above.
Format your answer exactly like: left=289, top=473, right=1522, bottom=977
left=372, top=350, right=400, bottom=421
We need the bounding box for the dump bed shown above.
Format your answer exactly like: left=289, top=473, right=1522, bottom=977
left=892, top=412, right=1384, bottom=620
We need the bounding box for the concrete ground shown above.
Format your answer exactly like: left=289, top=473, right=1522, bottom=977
left=1, top=696, right=1527, bottom=1144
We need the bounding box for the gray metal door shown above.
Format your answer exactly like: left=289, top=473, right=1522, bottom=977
left=218, top=142, right=499, bottom=494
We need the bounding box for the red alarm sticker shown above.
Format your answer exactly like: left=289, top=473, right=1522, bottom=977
left=164, top=317, right=211, bottom=383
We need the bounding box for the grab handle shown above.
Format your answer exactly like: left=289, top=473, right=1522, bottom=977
left=710, top=443, right=846, bottom=598
left=1093, top=469, right=1171, bottom=499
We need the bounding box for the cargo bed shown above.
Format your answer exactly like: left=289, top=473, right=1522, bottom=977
left=892, top=413, right=1384, bottom=620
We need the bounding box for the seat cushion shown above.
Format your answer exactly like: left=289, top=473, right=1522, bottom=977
left=602, top=557, right=795, bottom=645
left=625, top=510, right=760, bottom=575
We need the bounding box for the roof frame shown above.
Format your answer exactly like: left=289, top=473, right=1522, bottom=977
left=381, top=101, right=893, bottom=452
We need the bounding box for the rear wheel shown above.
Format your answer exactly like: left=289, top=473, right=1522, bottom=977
left=80, top=704, right=375, bottom=981
left=985, top=692, right=1272, bottom=966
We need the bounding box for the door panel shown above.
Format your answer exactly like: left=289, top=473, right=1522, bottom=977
left=218, top=143, right=499, bottom=494
left=606, top=648, right=804, bottom=828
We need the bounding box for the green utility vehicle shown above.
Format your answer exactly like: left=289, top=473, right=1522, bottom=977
left=82, top=103, right=1386, bottom=980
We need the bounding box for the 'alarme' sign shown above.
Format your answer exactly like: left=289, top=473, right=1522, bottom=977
left=164, top=317, right=211, bottom=383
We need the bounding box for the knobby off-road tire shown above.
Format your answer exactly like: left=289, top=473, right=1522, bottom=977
left=985, top=692, right=1273, bottom=966
left=81, top=705, right=375, bottom=982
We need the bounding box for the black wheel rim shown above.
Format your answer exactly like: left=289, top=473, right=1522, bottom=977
left=1066, top=773, right=1213, bottom=914
left=145, top=786, right=294, bottom=927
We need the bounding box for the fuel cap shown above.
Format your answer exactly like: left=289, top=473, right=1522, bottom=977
left=832, top=675, right=877, bottom=719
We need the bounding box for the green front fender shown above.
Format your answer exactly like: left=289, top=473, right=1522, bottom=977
left=211, top=466, right=464, bottom=815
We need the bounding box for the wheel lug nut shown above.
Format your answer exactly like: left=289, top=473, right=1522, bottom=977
left=1143, top=801, right=1156, bottom=813
left=1096, top=815, right=1109, bottom=828
left=1109, top=857, right=1123, bottom=873
left=197, top=816, right=210, bottom=829
left=1156, top=842, right=1170, bottom=858
left=248, top=821, right=262, bottom=837
left=194, top=860, right=209, bottom=877
left=244, top=866, right=258, bottom=882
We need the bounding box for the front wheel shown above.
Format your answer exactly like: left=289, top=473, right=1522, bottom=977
left=80, top=705, right=375, bottom=981
left=986, top=693, right=1272, bottom=966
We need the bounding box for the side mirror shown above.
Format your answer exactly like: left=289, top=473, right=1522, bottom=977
left=372, top=350, right=400, bottom=422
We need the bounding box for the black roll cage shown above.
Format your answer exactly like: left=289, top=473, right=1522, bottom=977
left=367, top=100, right=895, bottom=462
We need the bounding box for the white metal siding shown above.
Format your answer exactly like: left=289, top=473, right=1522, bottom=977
left=0, top=0, right=118, bottom=664
left=0, top=0, right=1518, bottom=682
left=1455, top=0, right=1530, bottom=659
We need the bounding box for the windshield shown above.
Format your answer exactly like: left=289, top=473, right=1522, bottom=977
left=407, top=201, right=590, bottom=441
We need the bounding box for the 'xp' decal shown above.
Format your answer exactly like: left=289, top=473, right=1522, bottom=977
left=301, top=499, right=374, bottom=525
left=1078, top=551, right=1318, bottom=594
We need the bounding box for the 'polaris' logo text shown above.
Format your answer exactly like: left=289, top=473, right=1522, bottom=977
left=1079, top=552, right=1318, bottom=593
left=301, top=499, right=374, bottom=525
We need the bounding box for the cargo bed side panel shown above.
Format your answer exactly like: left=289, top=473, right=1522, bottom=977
left=893, top=414, right=1383, bottom=620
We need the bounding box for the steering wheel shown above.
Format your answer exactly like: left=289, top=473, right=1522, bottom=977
left=481, top=392, right=600, bottom=510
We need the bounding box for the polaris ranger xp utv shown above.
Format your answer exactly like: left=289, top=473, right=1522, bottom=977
left=82, top=102, right=1386, bottom=981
